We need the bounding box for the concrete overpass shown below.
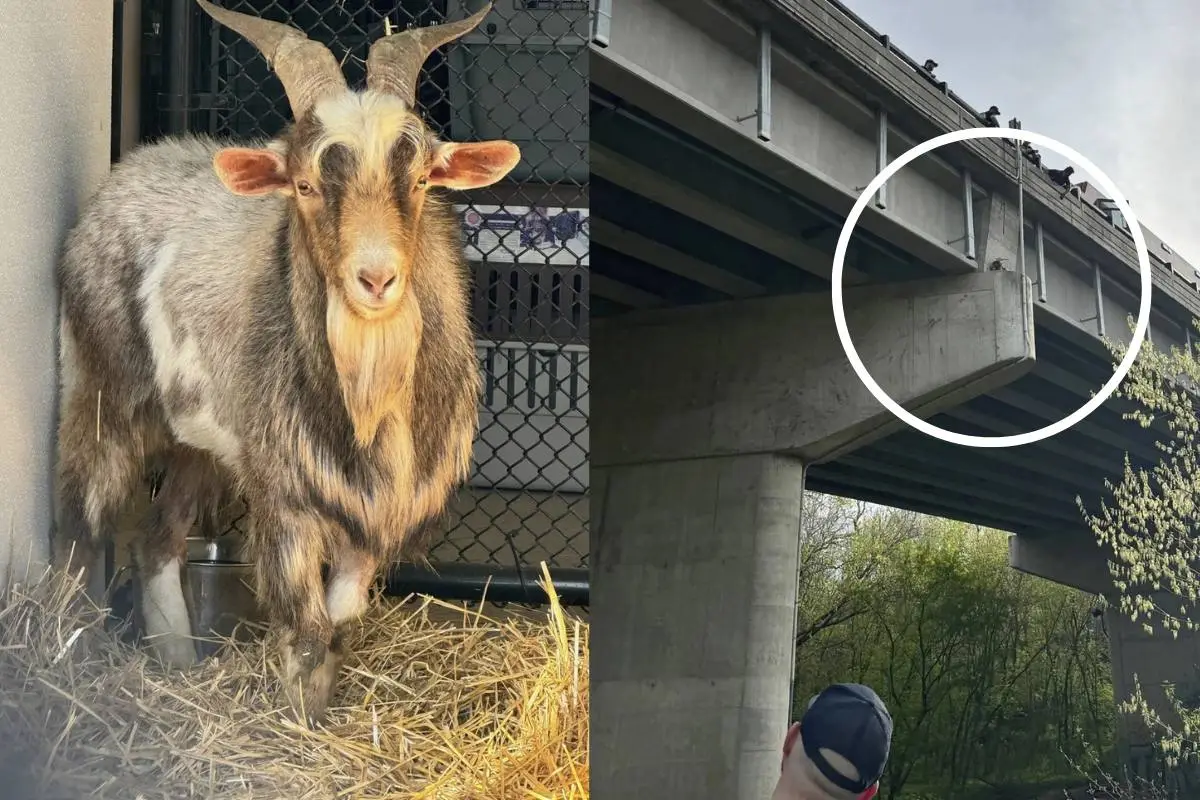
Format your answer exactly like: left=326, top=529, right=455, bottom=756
left=587, top=0, right=1200, bottom=795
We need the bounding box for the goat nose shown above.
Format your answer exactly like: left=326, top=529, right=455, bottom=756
left=357, top=266, right=397, bottom=298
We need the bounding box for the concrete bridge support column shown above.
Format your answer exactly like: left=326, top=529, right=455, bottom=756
left=1108, top=609, right=1200, bottom=727
left=593, top=270, right=1035, bottom=799
left=592, top=454, right=805, bottom=796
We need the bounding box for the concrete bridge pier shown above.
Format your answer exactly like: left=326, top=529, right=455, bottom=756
left=592, top=270, right=1035, bottom=798
left=592, top=453, right=806, bottom=796
left=1013, top=533, right=1200, bottom=786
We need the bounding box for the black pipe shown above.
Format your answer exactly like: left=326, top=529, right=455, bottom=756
left=383, top=561, right=589, bottom=607
left=110, top=0, right=124, bottom=163
left=165, top=0, right=193, bottom=134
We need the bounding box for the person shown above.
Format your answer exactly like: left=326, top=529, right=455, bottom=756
left=1047, top=165, right=1075, bottom=190
left=772, top=683, right=893, bottom=800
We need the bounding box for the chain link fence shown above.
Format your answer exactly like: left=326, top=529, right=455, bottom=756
left=134, top=0, right=590, bottom=604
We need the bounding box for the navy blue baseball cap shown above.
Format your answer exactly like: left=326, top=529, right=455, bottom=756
left=800, top=683, right=893, bottom=795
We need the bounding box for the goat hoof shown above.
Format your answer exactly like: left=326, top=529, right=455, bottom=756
left=281, top=671, right=334, bottom=727
left=281, top=645, right=342, bottom=727
left=291, top=634, right=327, bottom=673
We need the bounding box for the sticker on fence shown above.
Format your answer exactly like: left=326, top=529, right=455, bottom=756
left=457, top=204, right=590, bottom=266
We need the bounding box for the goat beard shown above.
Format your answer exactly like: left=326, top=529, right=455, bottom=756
left=326, top=293, right=422, bottom=448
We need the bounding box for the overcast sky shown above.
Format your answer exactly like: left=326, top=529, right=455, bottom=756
left=845, top=0, right=1200, bottom=266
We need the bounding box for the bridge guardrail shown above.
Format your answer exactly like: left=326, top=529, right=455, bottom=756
left=770, top=0, right=1200, bottom=322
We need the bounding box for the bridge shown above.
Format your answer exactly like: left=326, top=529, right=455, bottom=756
left=586, top=0, right=1199, bottom=796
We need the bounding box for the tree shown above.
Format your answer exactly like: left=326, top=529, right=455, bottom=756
left=1078, top=327, right=1200, bottom=781
left=795, top=494, right=920, bottom=649
left=793, top=513, right=1114, bottom=798
left=1078, top=332, right=1200, bottom=640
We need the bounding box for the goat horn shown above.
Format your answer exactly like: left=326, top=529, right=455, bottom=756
left=195, top=0, right=347, bottom=121
left=366, top=3, right=492, bottom=105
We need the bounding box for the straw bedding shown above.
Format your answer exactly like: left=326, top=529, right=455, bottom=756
left=0, top=563, right=588, bottom=800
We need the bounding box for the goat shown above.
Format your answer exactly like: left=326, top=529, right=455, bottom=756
left=52, top=0, right=519, bottom=724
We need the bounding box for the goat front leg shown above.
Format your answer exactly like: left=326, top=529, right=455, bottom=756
left=277, top=547, right=379, bottom=726
left=316, top=547, right=378, bottom=696
left=254, top=511, right=334, bottom=726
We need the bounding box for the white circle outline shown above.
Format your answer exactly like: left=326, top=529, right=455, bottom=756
left=831, top=127, right=1152, bottom=449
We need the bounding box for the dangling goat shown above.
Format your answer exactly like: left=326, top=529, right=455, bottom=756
left=53, top=0, right=519, bottom=724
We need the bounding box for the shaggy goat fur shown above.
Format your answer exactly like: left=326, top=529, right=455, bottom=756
left=52, top=7, right=519, bottom=723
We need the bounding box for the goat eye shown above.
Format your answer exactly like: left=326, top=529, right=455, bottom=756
left=296, top=180, right=315, bottom=196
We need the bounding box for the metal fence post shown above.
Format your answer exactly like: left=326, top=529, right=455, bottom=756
left=165, top=0, right=193, bottom=135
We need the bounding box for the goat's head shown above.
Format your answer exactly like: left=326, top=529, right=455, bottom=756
left=198, top=0, right=519, bottom=319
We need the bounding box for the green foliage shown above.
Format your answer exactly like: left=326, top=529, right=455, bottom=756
left=794, top=505, right=1115, bottom=799
left=1078, top=326, right=1200, bottom=640
left=1077, top=321, right=1200, bottom=780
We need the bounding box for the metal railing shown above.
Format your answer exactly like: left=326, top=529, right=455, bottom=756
left=776, top=0, right=1200, bottom=316
left=127, top=0, right=590, bottom=606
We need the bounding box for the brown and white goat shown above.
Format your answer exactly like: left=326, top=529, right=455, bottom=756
left=53, top=0, right=519, bottom=723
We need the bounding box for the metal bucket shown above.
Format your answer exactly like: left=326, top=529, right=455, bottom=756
left=125, top=536, right=264, bottom=659
left=183, top=536, right=263, bottom=659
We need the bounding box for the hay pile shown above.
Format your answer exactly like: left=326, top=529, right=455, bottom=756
left=0, top=563, right=588, bottom=799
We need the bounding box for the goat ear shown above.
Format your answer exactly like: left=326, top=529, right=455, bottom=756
left=428, top=141, right=521, bottom=190
left=213, top=148, right=291, bottom=196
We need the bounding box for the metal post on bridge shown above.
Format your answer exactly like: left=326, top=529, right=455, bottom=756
left=757, top=26, right=772, bottom=142
left=960, top=170, right=976, bottom=261
left=1034, top=221, right=1048, bottom=304
left=734, top=26, right=772, bottom=142
left=1016, top=141, right=1027, bottom=279
left=1080, top=261, right=1106, bottom=338
left=874, top=109, right=887, bottom=209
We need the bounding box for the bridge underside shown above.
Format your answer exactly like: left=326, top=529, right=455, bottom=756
left=590, top=87, right=1164, bottom=542
left=588, top=9, right=1190, bottom=799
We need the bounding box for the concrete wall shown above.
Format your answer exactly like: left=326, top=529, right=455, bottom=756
left=605, top=0, right=1176, bottom=356
left=593, top=273, right=1036, bottom=798
left=1011, top=531, right=1200, bottom=772
left=592, top=454, right=805, bottom=798
left=607, top=0, right=964, bottom=247
left=0, top=3, right=113, bottom=591
left=886, top=127, right=967, bottom=249
left=593, top=270, right=1036, bottom=467
left=1018, top=223, right=1186, bottom=348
